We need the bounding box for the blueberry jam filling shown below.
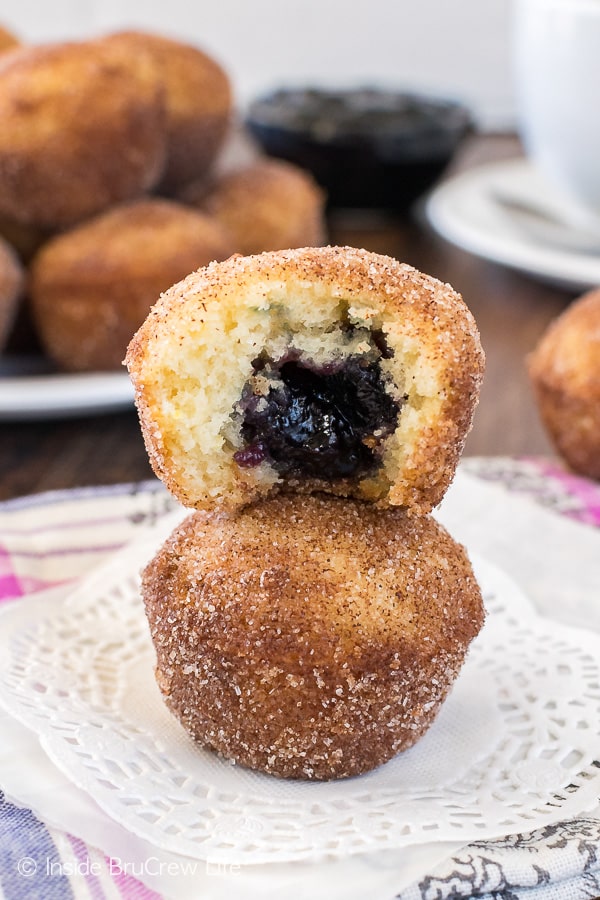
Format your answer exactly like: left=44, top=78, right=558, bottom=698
left=234, top=355, right=401, bottom=480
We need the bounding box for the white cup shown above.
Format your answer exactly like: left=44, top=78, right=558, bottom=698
left=513, top=0, right=600, bottom=226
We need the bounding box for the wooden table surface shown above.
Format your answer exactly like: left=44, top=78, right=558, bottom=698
left=0, top=134, right=577, bottom=502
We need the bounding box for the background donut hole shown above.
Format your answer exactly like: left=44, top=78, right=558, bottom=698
left=0, top=23, right=330, bottom=370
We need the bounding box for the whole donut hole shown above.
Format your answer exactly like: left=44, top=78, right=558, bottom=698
left=233, top=330, right=401, bottom=479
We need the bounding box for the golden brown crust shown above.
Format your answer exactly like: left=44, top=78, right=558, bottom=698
left=0, top=26, right=20, bottom=55
left=29, top=199, right=234, bottom=371
left=102, top=30, right=232, bottom=192
left=529, top=288, right=600, bottom=479
left=180, top=158, right=327, bottom=255
left=0, top=235, right=24, bottom=349
left=0, top=40, right=166, bottom=228
left=127, top=245, right=484, bottom=513
left=142, top=494, right=484, bottom=780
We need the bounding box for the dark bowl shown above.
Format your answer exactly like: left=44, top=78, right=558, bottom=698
left=246, top=87, right=473, bottom=213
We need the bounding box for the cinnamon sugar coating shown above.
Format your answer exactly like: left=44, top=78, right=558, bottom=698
left=126, top=246, right=484, bottom=513
left=142, top=494, right=484, bottom=780
left=30, top=198, right=233, bottom=372
left=0, top=40, right=166, bottom=229
left=0, top=25, right=20, bottom=55
left=529, top=288, right=600, bottom=480
left=179, top=158, right=327, bottom=255
left=101, top=30, right=232, bottom=193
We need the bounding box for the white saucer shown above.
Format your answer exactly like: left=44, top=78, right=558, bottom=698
left=426, top=158, right=600, bottom=291
left=0, top=356, right=134, bottom=420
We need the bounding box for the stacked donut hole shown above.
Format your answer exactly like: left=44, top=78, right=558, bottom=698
left=127, top=245, right=487, bottom=780
left=0, top=23, right=326, bottom=368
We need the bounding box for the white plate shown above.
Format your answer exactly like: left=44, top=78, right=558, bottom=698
left=0, top=356, right=134, bottom=420
left=426, top=157, right=600, bottom=290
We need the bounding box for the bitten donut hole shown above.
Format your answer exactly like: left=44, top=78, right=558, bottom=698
left=233, top=353, right=401, bottom=480
left=126, top=247, right=485, bottom=511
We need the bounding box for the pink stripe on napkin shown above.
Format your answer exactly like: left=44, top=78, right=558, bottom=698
left=533, top=458, right=600, bottom=527
left=105, top=855, right=164, bottom=899
left=66, top=835, right=107, bottom=900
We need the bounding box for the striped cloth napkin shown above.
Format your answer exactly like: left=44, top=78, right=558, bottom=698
left=0, top=458, right=599, bottom=900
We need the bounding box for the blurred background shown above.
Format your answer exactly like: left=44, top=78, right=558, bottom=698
left=1, top=0, right=513, bottom=130
left=3, top=0, right=600, bottom=493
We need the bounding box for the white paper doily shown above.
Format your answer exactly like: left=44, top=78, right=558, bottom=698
left=0, top=530, right=599, bottom=865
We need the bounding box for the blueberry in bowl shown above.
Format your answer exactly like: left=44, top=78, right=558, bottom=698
left=245, top=87, right=473, bottom=212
